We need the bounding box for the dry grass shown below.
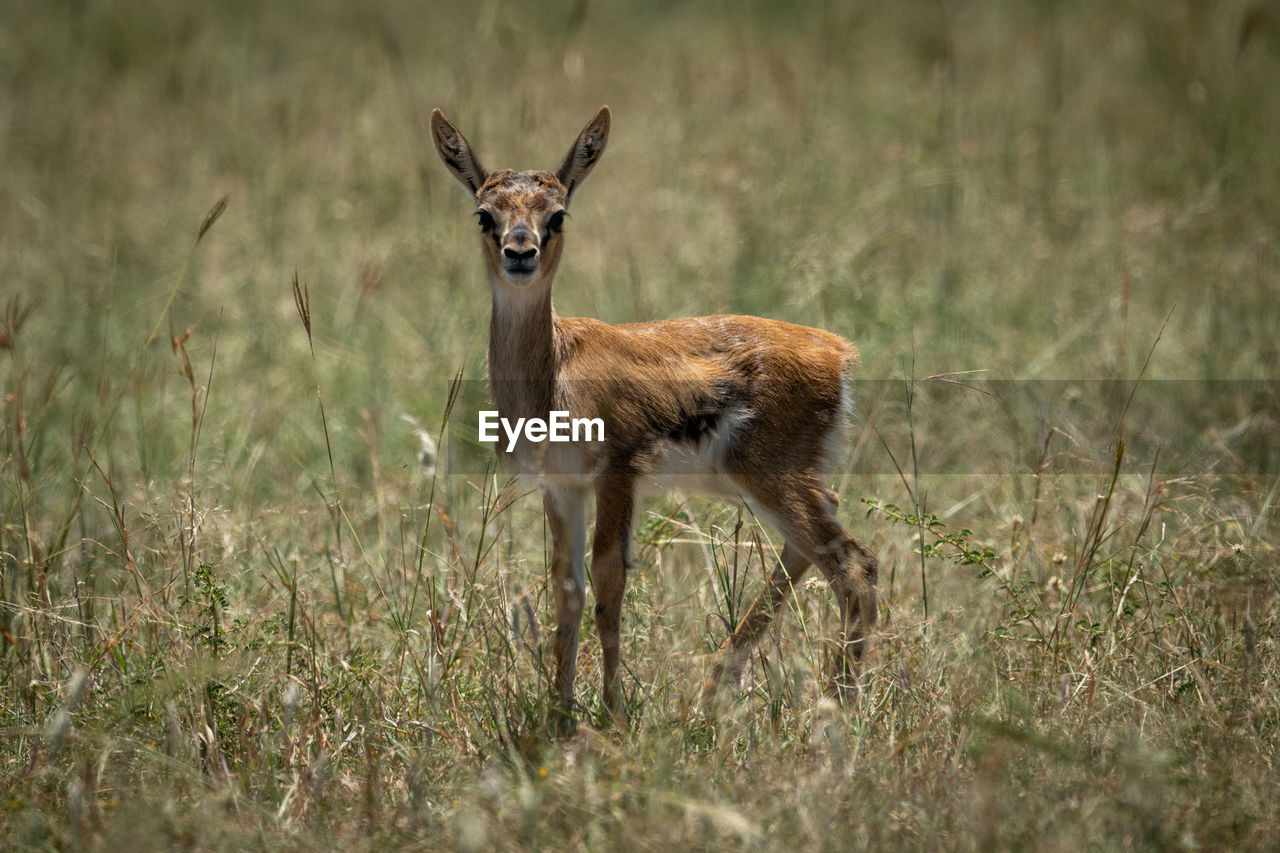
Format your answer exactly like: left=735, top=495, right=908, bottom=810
left=2, top=1, right=1278, bottom=849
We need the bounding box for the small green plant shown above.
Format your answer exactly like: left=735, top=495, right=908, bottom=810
left=867, top=499, right=1000, bottom=576
left=866, top=496, right=1051, bottom=640
left=182, top=562, right=229, bottom=656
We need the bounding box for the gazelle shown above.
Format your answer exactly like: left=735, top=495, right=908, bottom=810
left=430, top=106, right=878, bottom=727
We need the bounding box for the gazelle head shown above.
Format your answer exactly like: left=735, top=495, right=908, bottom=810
left=431, top=106, right=611, bottom=290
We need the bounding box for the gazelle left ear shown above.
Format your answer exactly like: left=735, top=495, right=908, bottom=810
left=555, top=106, right=611, bottom=203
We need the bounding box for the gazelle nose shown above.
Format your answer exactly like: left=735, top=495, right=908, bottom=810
left=504, top=245, right=538, bottom=261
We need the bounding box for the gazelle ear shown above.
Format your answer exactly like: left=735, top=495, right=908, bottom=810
left=555, top=106, right=610, bottom=203
left=431, top=109, right=489, bottom=196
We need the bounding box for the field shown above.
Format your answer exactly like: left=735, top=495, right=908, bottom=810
left=3, top=0, right=1279, bottom=849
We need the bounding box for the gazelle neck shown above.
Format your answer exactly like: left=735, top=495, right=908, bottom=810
left=488, top=272, right=558, bottom=416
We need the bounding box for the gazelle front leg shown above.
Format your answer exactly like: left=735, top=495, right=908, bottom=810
left=543, top=486, right=588, bottom=733
left=591, top=471, right=636, bottom=721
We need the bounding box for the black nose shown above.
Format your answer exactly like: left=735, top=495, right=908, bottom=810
left=504, top=246, right=538, bottom=261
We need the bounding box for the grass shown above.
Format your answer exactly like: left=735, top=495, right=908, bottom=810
left=2, top=0, right=1278, bottom=849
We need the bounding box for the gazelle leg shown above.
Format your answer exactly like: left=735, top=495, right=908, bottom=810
left=591, top=471, right=636, bottom=720
left=731, top=477, right=878, bottom=700
left=700, top=542, right=812, bottom=704
left=544, top=487, right=587, bottom=732
left=784, top=485, right=878, bottom=698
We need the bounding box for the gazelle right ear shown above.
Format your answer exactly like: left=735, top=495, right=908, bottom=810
left=431, top=109, right=489, bottom=196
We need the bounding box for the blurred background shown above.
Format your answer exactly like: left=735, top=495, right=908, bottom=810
left=4, top=0, right=1278, bottom=497
left=2, top=1, right=1278, bottom=847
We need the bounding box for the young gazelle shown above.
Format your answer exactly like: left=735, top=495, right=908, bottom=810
left=430, top=106, right=878, bottom=726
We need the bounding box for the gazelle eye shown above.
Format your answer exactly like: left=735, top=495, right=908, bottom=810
left=476, top=209, right=496, bottom=232
left=547, top=210, right=566, bottom=233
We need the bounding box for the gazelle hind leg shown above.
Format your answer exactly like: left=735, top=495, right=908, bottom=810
left=800, top=489, right=878, bottom=698
left=824, top=542, right=878, bottom=698
left=739, top=478, right=878, bottom=700
left=700, top=542, right=812, bottom=704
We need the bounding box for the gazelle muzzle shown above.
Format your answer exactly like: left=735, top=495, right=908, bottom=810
left=501, top=225, right=540, bottom=276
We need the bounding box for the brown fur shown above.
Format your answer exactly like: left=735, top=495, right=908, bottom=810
left=430, top=107, right=878, bottom=728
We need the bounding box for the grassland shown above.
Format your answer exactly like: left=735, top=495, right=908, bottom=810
left=2, top=0, right=1278, bottom=849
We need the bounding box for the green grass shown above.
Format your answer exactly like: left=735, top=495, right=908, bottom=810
left=2, top=0, right=1278, bottom=849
